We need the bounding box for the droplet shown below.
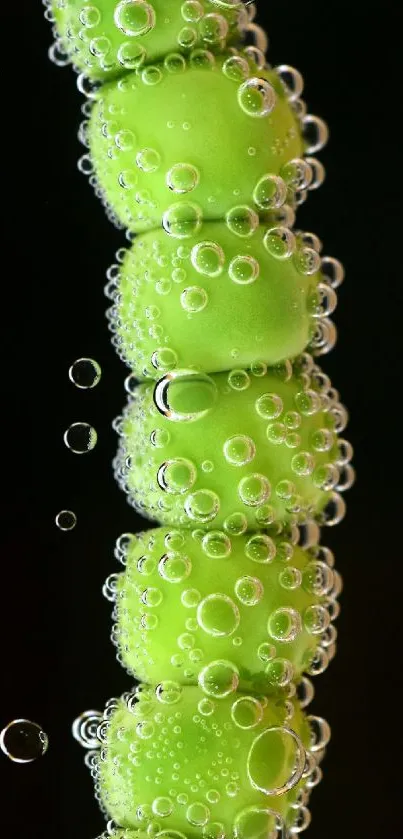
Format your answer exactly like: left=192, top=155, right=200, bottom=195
left=181, top=286, right=208, bottom=313
left=263, top=227, right=296, bottom=259
left=0, top=720, right=48, bottom=763
left=157, top=458, right=197, bottom=494
left=198, top=660, right=239, bottom=698
left=238, top=78, right=276, bottom=118
left=245, top=533, right=276, bottom=563
left=233, top=807, right=284, bottom=839
left=247, top=726, right=305, bottom=795
left=55, top=510, right=77, bottom=531
left=167, top=163, right=200, bottom=194
left=238, top=474, right=271, bottom=507
left=226, top=205, right=259, bottom=237
left=63, top=422, right=97, bottom=454
left=229, top=255, right=260, bottom=285
left=202, top=531, right=232, bottom=558
left=253, top=175, right=287, bottom=211
left=68, top=358, right=101, bottom=389
left=197, top=594, right=240, bottom=636
left=231, top=696, right=263, bottom=729
left=234, top=576, right=263, bottom=606
left=223, top=435, right=256, bottom=466
left=191, top=241, right=225, bottom=276
left=114, top=1, right=156, bottom=37
left=268, top=608, right=302, bottom=643
left=163, top=203, right=203, bottom=238
left=154, top=370, right=217, bottom=422
left=158, top=552, right=192, bottom=583
left=185, top=490, right=220, bottom=523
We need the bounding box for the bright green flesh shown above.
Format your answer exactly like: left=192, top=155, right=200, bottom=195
left=89, top=54, right=302, bottom=231
left=114, top=526, right=334, bottom=689
left=111, top=222, right=320, bottom=379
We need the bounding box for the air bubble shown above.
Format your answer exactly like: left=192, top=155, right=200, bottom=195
left=223, top=435, right=256, bottom=466
left=226, top=205, right=259, bottom=237
left=167, top=163, right=200, bottom=194
left=294, top=247, right=321, bottom=275
left=255, top=392, right=283, bottom=419
left=268, top=608, right=302, bottom=643
left=0, top=720, right=48, bottom=763
left=114, top=1, right=156, bottom=37
left=200, top=13, right=229, bottom=43
left=191, top=241, right=225, bottom=276
left=157, top=458, right=197, bottom=494
left=223, top=55, right=250, bottom=82
left=154, top=370, right=217, bottom=422
left=234, top=575, right=263, bottom=606
left=136, top=147, right=161, bottom=173
left=181, top=286, right=208, bottom=312
left=63, top=422, right=97, bottom=454
left=181, top=1, right=204, bottom=23
left=117, top=41, right=146, bottom=68
left=265, top=658, right=294, bottom=687
left=155, top=681, right=182, bottom=704
left=302, top=114, right=329, bottom=154
left=264, top=227, right=296, bottom=259
left=163, top=203, right=203, bottom=238
left=231, top=696, right=263, bottom=729
left=223, top=512, right=248, bottom=536
left=198, top=660, right=239, bottom=698
left=151, top=348, right=178, bottom=371
left=229, top=255, right=260, bottom=284
left=245, top=533, right=276, bottom=563
left=306, top=715, right=331, bottom=752
left=202, top=531, right=232, bottom=558
left=303, top=605, right=330, bottom=635
left=278, top=567, right=302, bottom=590
left=302, top=561, right=333, bottom=596
left=275, top=65, right=304, bottom=100
left=55, top=510, right=77, bottom=531
left=185, top=490, right=220, bottom=523
left=158, top=552, right=192, bottom=583
left=72, top=710, right=102, bottom=748
left=68, top=358, right=101, bottom=389
left=233, top=807, right=284, bottom=839
left=239, top=474, right=271, bottom=507
left=238, top=78, right=276, bottom=118
left=197, top=593, right=240, bottom=636
left=247, top=726, right=305, bottom=796
left=187, top=802, right=211, bottom=826
left=253, top=175, right=287, bottom=211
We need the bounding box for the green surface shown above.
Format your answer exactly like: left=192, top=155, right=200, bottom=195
left=115, top=362, right=343, bottom=530
left=113, top=526, right=335, bottom=688
left=98, top=685, right=313, bottom=833
left=109, top=221, right=321, bottom=378
left=89, top=51, right=302, bottom=231
left=51, top=0, right=246, bottom=80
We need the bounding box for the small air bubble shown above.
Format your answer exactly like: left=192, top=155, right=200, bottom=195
left=68, top=358, right=101, bottom=389
left=55, top=510, right=77, bottom=531
left=63, top=423, right=97, bottom=454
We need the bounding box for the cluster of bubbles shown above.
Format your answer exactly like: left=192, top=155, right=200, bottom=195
left=105, top=526, right=341, bottom=689
left=76, top=681, right=330, bottom=838
left=111, top=355, right=353, bottom=532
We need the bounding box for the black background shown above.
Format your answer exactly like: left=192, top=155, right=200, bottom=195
left=2, top=1, right=402, bottom=837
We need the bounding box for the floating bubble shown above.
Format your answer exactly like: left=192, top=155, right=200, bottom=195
left=0, top=720, right=48, bottom=763
left=226, top=205, right=259, bottom=237
left=68, top=358, right=101, bottom=389
left=63, top=422, right=97, bottom=454
left=184, top=489, right=220, bottom=523
left=234, top=575, right=264, bottom=606
left=231, top=696, right=263, bottom=729
left=167, top=163, right=200, bottom=194
left=157, top=458, right=197, bottom=494
left=253, top=175, right=287, bottom=211
left=201, top=530, right=232, bottom=558
left=268, top=608, right=302, bottom=643
left=55, top=510, right=77, bottom=531
left=180, top=286, right=208, bottom=312
left=223, top=435, right=256, bottom=466
left=229, top=255, right=260, bottom=284
left=239, top=474, right=271, bottom=507
left=197, top=593, right=240, bottom=636
left=163, top=203, right=203, bottom=238
left=198, top=659, right=239, bottom=697
left=245, top=533, right=276, bottom=563
left=191, top=241, right=225, bottom=276
left=158, top=552, right=192, bottom=583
